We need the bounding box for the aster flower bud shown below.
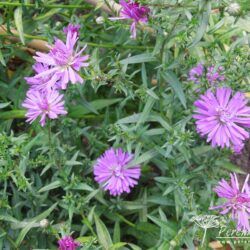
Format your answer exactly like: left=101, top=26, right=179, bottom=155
left=170, top=240, right=177, bottom=247
left=96, top=16, right=105, bottom=24
left=226, top=3, right=241, bottom=15
left=40, top=219, right=49, bottom=228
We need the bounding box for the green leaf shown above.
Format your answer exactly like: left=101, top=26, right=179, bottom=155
left=147, top=215, right=176, bottom=237
left=113, top=221, right=120, bottom=244
left=0, top=102, right=10, bottom=109
left=33, top=8, right=61, bottom=21
left=188, top=2, right=211, bottom=48
left=120, top=53, right=157, bottom=64
left=14, top=7, right=25, bottom=45
left=136, top=96, right=155, bottom=128
left=216, top=160, right=246, bottom=174
left=38, top=180, right=61, bottom=193
left=0, top=48, right=6, bottom=66
left=0, top=110, right=26, bottom=120
left=127, top=243, right=142, bottom=250
left=126, top=149, right=158, bottom=168
left=94, top=214, right=113, bottom=250
left=110, top=242, right=127, bottom=250
left=162, top=71, right=186, bottom=108
left=76, top=236, right=96, bottom=244
left=69, top=98, right=122, bottom=118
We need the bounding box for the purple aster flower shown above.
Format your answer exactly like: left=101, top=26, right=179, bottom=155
left=63, top=24, right=81, bottom=37
left=33, top=24, right=89, bottom=89
left=22, top=89, right=67, bottom=127
left=94, top=148, right=141, bottom=196
left=206, top=66, right=225, bottom=85
left=58, top=235, right=80, bottom=250
left=193, top=87, right=250, bottom=152
left=209, top=173, right=250, bottom=232
left=188, top=63, right=204, bottom=84
left=24, top=63, right=60, bottom=92
left=110, top=0, right=150, bottom=39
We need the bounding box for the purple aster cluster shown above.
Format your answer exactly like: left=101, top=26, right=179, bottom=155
left=210, top=173, right=250, bottom=232
left=193, top=87, right=250, bottom=153
left=206, top=66, right=225, bottom=85
left=58, top=235, right=80, bottom=250
left=94, top=148, right=141, bottom=196
left=110, top=0, right=150, bottom=39
left=22, top=24, right=89, bottom=126
left=188, top=63, right=225, bottom=85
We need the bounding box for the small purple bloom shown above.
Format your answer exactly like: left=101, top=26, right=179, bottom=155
left=58, top=236, right=80, bottom=250
left=63, top=24, right=81, bottom=37
left=210, top=173, right=250, bottom=232
left=193, top=87, right=250, bottom=153
left=94, top=148, right=141, bottom=196
left=33, top=24, right=89, bottom=89
left=110, top=0, right=150, bottom=39
left=206, top=66, right=225, bottom=85
left=22, top=89, right=67, bottom=127
left=188, top=63, right=204, bottom=83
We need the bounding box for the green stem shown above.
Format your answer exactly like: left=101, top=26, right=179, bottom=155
left=47, top=120, right=52, bottom=156
left=0, top=2, right=90, bottom=9
left=201, top=228, right=207, bottom=246
left=0, top=33, right=153, bottom=50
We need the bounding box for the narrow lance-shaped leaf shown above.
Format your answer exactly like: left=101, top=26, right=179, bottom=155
left=188, top=1, right=211, bottom=48
left=94, top=214, right=113, bottom=250
left=162, top=71, right=186, bottom=108
left=14, top=7, right=25, bottom=45
left=120, top=53, right=157, bottom=64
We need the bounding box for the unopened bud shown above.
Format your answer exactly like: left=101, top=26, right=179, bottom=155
left=226, top=3, right=241, bottom=15
left=151, top=79, right=158, bottom=85
left=40, top=219, right=49, bottom=228
left=96, top=16, right=105, bottom=24
left=170, top=240, right=177, bottom=247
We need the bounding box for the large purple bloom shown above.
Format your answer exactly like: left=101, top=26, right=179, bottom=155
left=33, top=24, right=89, bottom=89
left=210, top=173, right=250, bottom=232
left=110, top=0, right=150, bottom=39
left=94, top=148, right=141, bottom=196
left=22, top=89, right=67, bottom=126
left=193, top=87, right=250, bottom=152
left=58, top=236, right=80, bottom=250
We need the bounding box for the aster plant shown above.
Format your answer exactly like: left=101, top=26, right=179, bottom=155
left=210, top=173, right=250, bottom=232
left=193, top=87, right=250, bottom=153
left=110, top=0, right=150, bottom=39
left=93, top=148, right=141, bottom=196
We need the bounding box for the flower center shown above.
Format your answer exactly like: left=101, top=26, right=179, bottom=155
left=216, top=107, right=234, bottom=124
left=39, top=100, right=50, bottom=113
left=232, top=194, right=250, bottom=207
left=110, top=165, right=123, bottom=177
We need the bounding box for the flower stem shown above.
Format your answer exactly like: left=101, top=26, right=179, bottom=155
left=201, top=228, right=207, bottom=246
left=48, top=120, right=52, bottom=157
left=0, top=2, right=89, bottom=9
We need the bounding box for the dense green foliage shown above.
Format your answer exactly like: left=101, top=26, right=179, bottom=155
left=0, top=0, right=250, bottom=249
